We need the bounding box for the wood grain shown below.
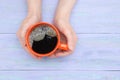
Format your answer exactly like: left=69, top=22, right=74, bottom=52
left=0, top=0, right=120, bottom=79
left=0, top=0, right=120, bottom=33
left=0, top=71, right=120, bottom=80
left=0, top=34, right=120, bottom=70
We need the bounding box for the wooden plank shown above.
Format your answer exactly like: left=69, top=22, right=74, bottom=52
left=0, top=71, right=120, bottom=80
left=0, top=0, right=120, bottom=33
left=0, top=34, right=120, bottom=70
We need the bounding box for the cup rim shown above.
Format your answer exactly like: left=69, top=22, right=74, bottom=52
left=25, top=22, right=60, bottom=57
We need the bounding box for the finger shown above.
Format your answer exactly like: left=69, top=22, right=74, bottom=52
left=55, top=22, right=75, bottom=51
left=21, top=31, right=26, bottom=45
left=56, top=50, right=72, bottom=57
left=17, top=30, right=26, bottom=46
left=19, top=22, right=30, bottom=42
left=19, top=36, right=28, bottom=51
left=63, top=31, right=75, bottom=50
left=48, top=54, right=56, bottom=58
left=59, top=24, right=75, bottom=51
left=18, top=35, right=30, bottom=53
left=48, top=51, right=56, bottom=58
left=48, top=50, right=61, bottom=58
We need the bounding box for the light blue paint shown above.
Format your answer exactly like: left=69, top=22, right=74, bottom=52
left=0, top=0, right=120, bottom=79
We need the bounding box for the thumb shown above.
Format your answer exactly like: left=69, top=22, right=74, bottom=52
left=62, top=29, right=74, bottom=51
left=57, top=24, right=74, bottom=51
left=54, top=20, right=75, bottom=51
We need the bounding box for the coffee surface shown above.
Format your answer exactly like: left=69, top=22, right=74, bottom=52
left=29, top=25, right=58, bottom=54
left=32, top=35, right=57, bottom=53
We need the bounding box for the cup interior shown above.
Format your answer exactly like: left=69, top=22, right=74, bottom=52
left=28, top=23, right=58, bottom=54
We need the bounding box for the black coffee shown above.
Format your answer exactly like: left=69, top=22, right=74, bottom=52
left=29, top=24, right=57, bottom=54
left=32, top=35, right=57, bottom=54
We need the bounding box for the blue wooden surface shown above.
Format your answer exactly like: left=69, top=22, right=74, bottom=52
left=0, top=71, right=120, bottom=80
left=0, top=0, right=120, bottom=79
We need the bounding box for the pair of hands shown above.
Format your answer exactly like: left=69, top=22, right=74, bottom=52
left=17, top=14, right=77, bottom=58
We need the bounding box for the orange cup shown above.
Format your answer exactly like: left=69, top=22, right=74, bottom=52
left=25, top=22, right=68, bottom=58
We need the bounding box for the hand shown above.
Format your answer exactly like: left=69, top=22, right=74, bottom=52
left=48, top=0, right=77, bottom=58
left=49, top=19, right=78, bottom=58
left=16, top=15, right=40, bottom=53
